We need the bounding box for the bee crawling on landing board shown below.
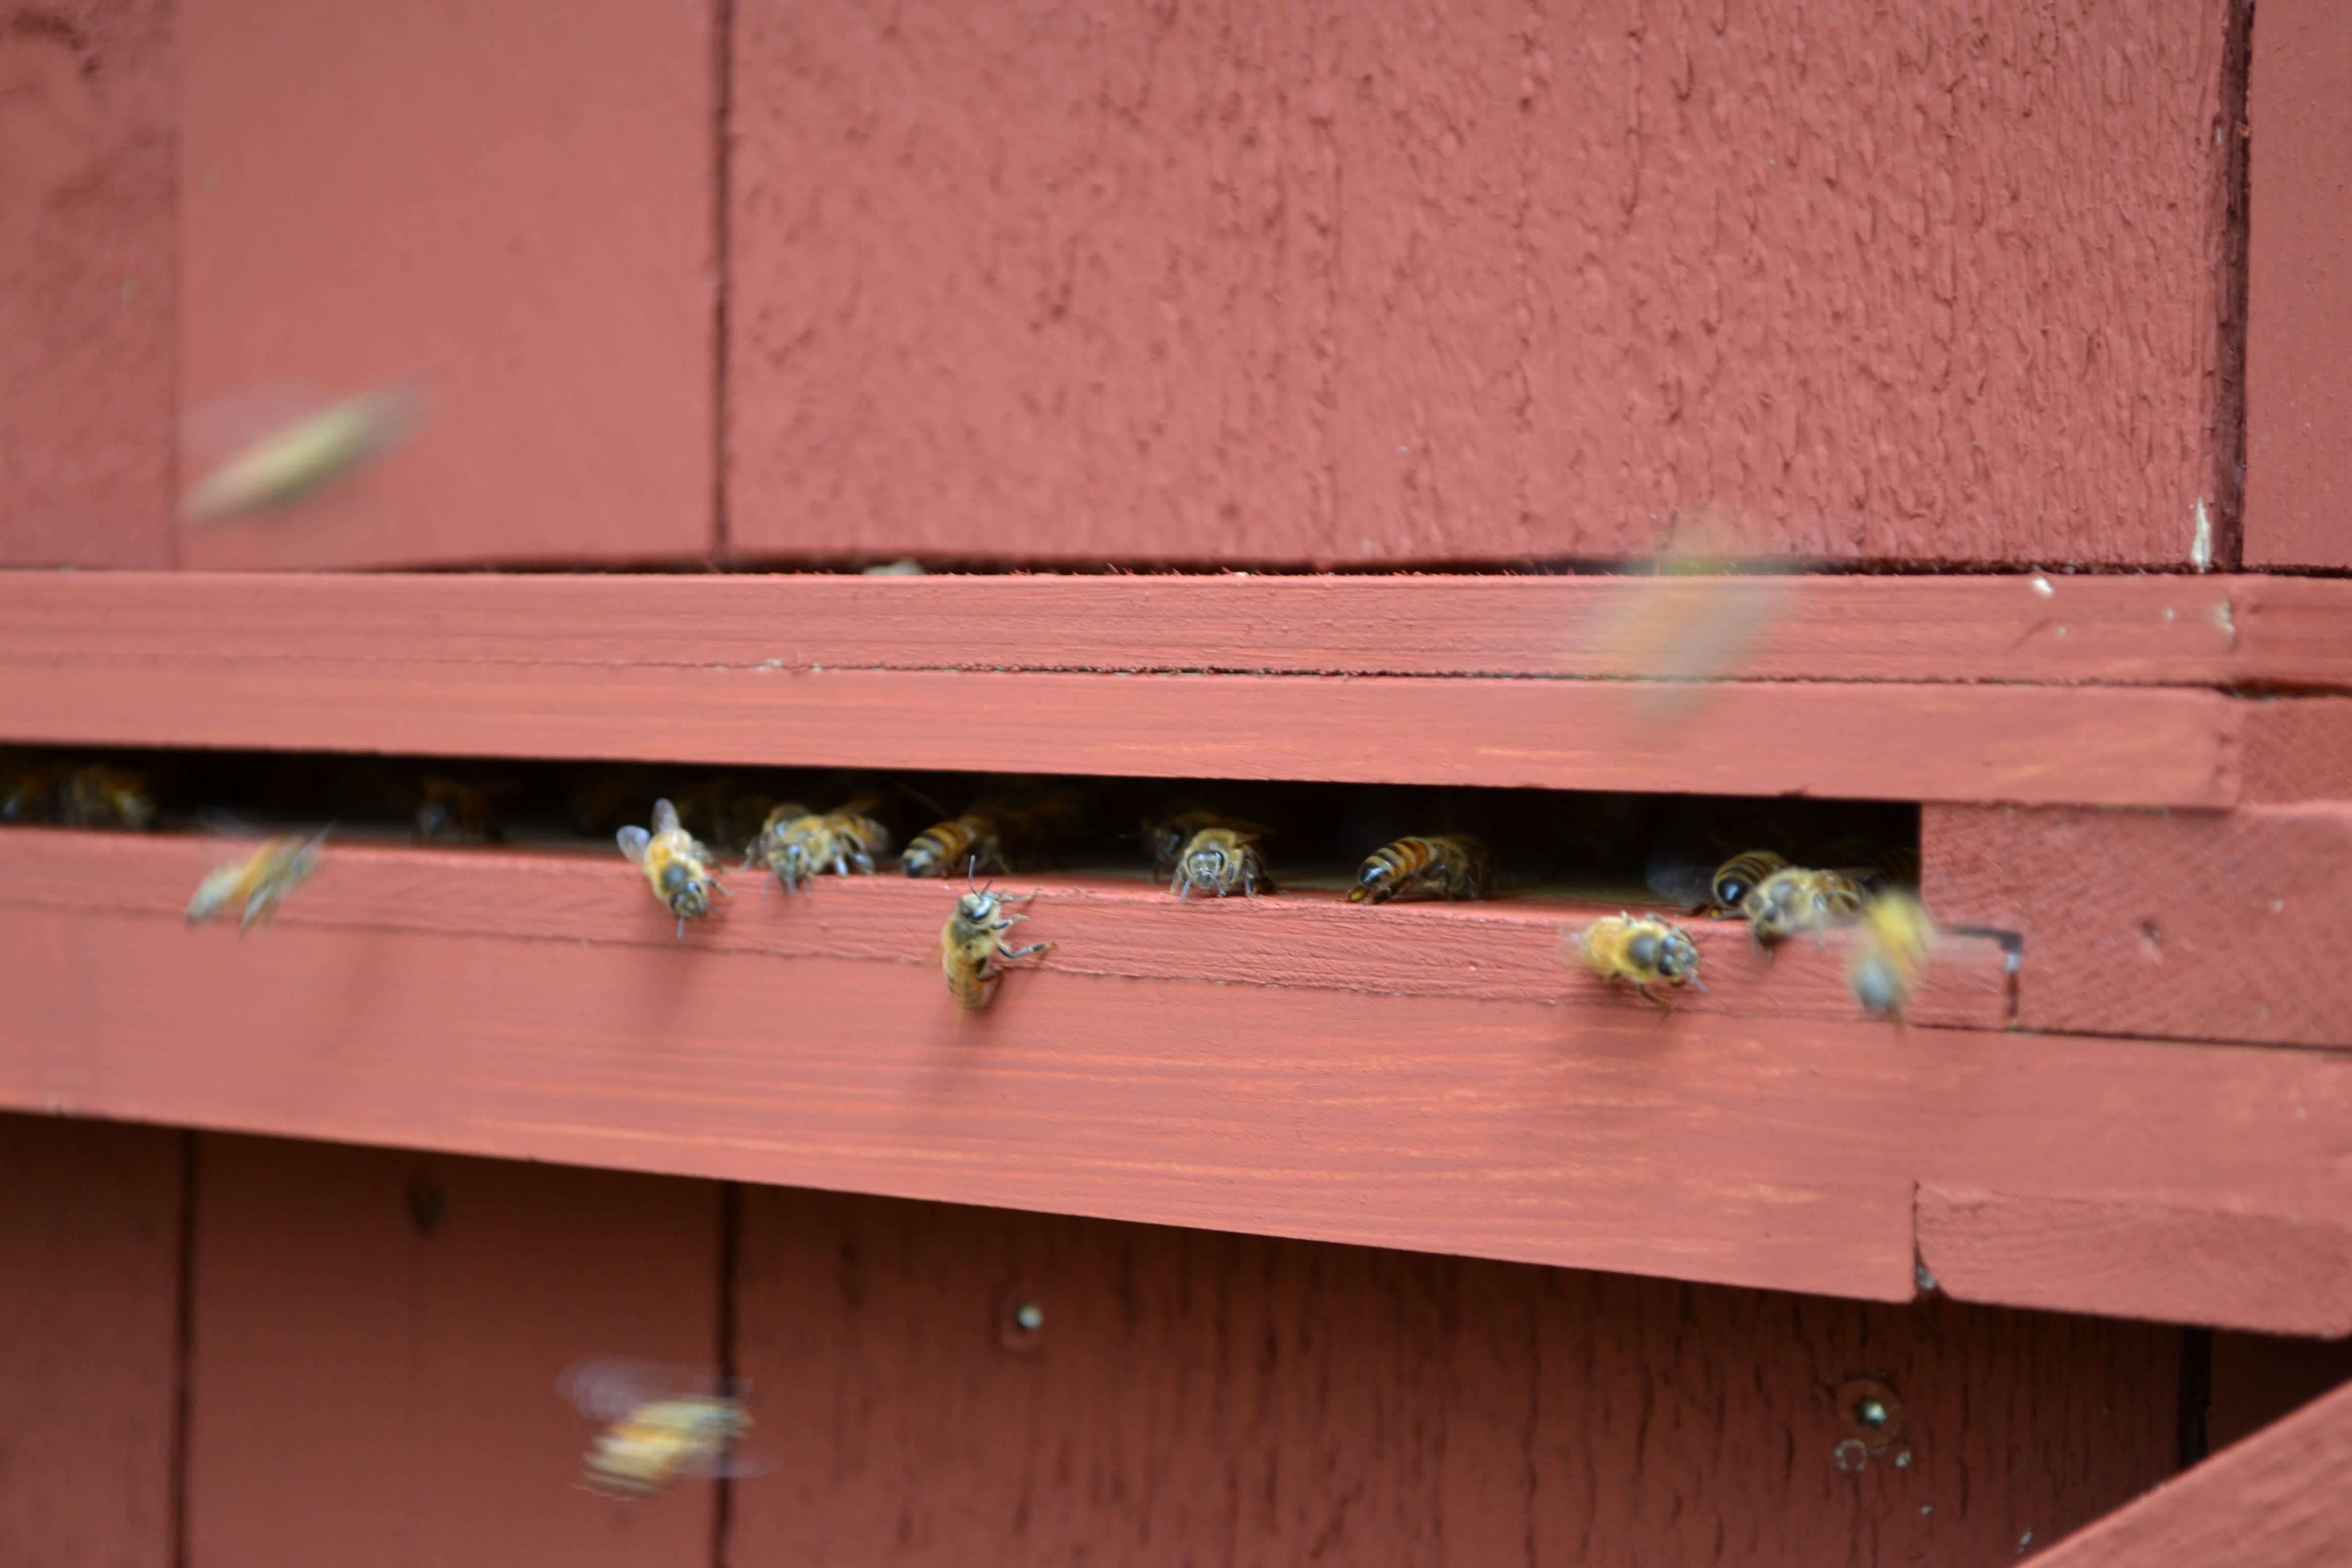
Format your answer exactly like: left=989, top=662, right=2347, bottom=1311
left=1348, top=834, right=1491, bottom=904
left=617, top=799, right=729, bottom=938
left=1705, top=849, right=1786, bottom=917
left=1574, top=913, right=1705, bottom=1014
left=558, top=1357, right=754, bottom=1500
left=902, top=811, right=1008, bottom=880
left=1847, top=891, right=1936, bottom=1019
left=186, top=831, right=328, bottom=934
left=1142, top=810, right=1270, bottom=881
left=1741, top=866, right=1867, bottom=950
left=938, top=880, right=1054, bottom=1011
left=745, top=799, right=891, bottom=894
left=1168, top=826, right=1275, bottom=900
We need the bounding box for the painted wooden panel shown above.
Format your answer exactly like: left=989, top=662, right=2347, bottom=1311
left=10, top=570, right=2351, bottom=688
left=4, top=901, right=2348, bottom=1329
left=732, top=1188, right=2178, bottom=1565
left=730, top=0, right=2241, bottom=568
left=184, top=1135, right=719, bottom=1567
left=1924, top=802, right=2352, bottom=1049
left=176, top=0, right=715, bottom=569
left=0, top=1112, right=182, bottom=1567
left=2245, top=0, right=2352, bottom=569
left=0, top=1, right=175, bottom=568
left=2035, top=1374, right=2352, bottom=1566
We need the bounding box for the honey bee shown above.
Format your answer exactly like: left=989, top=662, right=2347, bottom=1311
left=1742, top=866, right=1868, bottom=948
left=744, top=798, right=891, bottom=894
left=903, top=812, right=1007, bottom=879
left=1168, top=826, right=1275, bottom=899
left=1816, top=841, right=1923, bottom=896
left=181, top=385, right=417, bottom=522
left=0, top=756, right=68, bottom=823
left=938, top=883, right=1054, bottom=1010
left=1848, top=891, right=1935, bottom=1018
left=1706, top=849, right=1786, bottom=916
left=1143, top=810, right=1270, bottom=879
left=617, top=799, right=728, bottom=937
left=57, top=766, right=156, bottom=830
left=186, top=831, right=327, bottom=934
left=413, top=775, right=508, bottom=845
left=558, top=1358, right=752, bottom=1500
left=1574, top=913, right=1705, bottom=1014
left=1348, top=834, right=1490, bottom=904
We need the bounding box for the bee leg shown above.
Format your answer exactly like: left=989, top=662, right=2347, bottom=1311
left=1635, top=984, right=1674, bottom=1017
left=675, top=915, right=687, bottom=940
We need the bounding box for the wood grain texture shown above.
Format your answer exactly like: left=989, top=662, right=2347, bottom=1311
left=1919, top=1186, right=2352, bottom=1338
left=0, top=1112, right=182, bottom=1568
left=733, top=1188, right=2177, bottom=1567
left=2241, top=697, right=2352, bottom=803
left=2245, top=0, right=2352, bottom=569
left=2210, top=1332, right=2352, bottom=1453
left=177, top=0, right=714, bottom=569
left=0, top=656, right=2245, bottom=809
left=2, top=899, right=2347, bottom=1327
left=0, top=0, right=176, bottom=568
left=1925, top=803, right=2352, bottom=1048
left=730, top=0, right=2239, bottom=568
left=185, top=1135, right=719, bottom=1567
left=1, top=827, right=2011, bottom=1028
left=2034, top=1373, right=2352, bottom=1566
left=16, top=569, right=2350, bottom=684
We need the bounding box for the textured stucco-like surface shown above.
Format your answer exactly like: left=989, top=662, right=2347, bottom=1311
left=730, top=0, right=2244, bottom=567
left=0, top=2, right=176, bottom=567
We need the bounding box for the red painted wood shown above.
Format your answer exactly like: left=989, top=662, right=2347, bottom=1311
left=3, top=901, right=2347, bottom=1328
left=3, top=828, right=2012, bottom=1030
left=1918, top=1187, right=2352, bottom=1338
left=13, top=569, right=2350, bottom=685
left=730, top=0, right=2241, bottom=568
left=185, top=1135, right=719, bottom=1567
left=1925, top=803, right=2352, bottom=1049
left=2035, top=1374, right=2352, bottom=1566
left=0, top=1112, right=181, bottom=1566
left=2242, top=697, right=2352, bottom=802
left=734, top=1188, right=2177, bottom=1566
left=2211, top=1332, right=2352, bottom=1453
left=0, top=1, right=175, bottom=568
left=2245, top=0, right=2352, bottom=569
left=176, top=0, right=715, bottom=569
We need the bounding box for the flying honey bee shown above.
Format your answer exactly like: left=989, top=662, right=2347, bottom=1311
left=1168, top=826, right=1275, bottom=899
left=745, top=799, right=890, bottom=894
left=1574, top=913, right=1705, bottom=1014
left=1848, top=891, right=1936, bottom=1018
left=902, top=811, right=1007, bottom=879
left=1742, top=866, right=1868, bottom=948
left=180, top=385, right=417, bottom=523
left=617, top=799, right=728, bottom=938
left=1348, top=834, right=1490, bottom=904
left=558, top=1358, right=753, bottom=1500
left=937, top=881, right=1054, bottom=1010
left=1706, top=849, right=1786, bottom=916
left=186, top=831, right=327, bottom=934
left=57, top=766, right=157, bottom=830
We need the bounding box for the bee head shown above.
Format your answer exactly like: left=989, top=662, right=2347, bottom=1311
left=957, top=890, right=998, bottom=922
left=1658, top=930, right=1700, bottom=978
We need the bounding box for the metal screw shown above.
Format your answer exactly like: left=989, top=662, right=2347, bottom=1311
left=1014, top=1302, right=1043, bottom=1332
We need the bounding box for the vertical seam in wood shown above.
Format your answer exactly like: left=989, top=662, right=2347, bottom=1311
left=709, top=0, right=734, bottom=565
left=167, top=1130, right=199, bottom=1568
left=2214, top=0, right=2254, bottom=570
left=163, top=0, right=183, bottom=571
left=710, top=1180, right=741, bottom=1568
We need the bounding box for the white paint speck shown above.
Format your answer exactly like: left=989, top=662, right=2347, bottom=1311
left=2214, top=599, right=2237, bottom=641
left=2030, top=575, right=2054, bottom=597
left=2018, top=1530, right=2035, bottom=1554
left=2164, top=606, right=2176, bottom=623
left=2191, top=496, right=2212, bottom=571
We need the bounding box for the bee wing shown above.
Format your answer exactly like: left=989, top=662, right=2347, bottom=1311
left=616, top=825, right=652, bottom=865
left=651, top=798, right=683, bottom=836
left=186, top=861, right=248, bottom=922
left=558, top=1357, right=710, bottom=1423
left=1642, top=843, right=1714, bottom=908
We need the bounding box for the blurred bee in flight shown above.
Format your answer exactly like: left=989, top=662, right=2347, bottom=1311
left=558, top=1358, right=753, bottom=1500
left=1168, top=826, right=1275, bottom=900
left=1742, top=866, right=1868, bottom=949
left=745, top=798, right=890, bottom=894
left=617, top=799, right=728, bottom=938
left=903, top=808, right=1008, bottom=879
left=186, top=831, right=328, bottom=934
left=1574, top=913, right=1705, bottom=1014
left=1848, top=891, right=1935, bottom=1018
left=180, top=385, right=418, bottom=523
left=937, top=879, right=1053, bottom=1011
left=1348, top=834, right=1490, bottom=904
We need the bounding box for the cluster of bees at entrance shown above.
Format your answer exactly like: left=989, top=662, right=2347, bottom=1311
left=613, top=787, right=1936, bottom=1020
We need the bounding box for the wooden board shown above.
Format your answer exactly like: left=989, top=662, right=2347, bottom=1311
left=0, top=0, right=176, bottom=568
left=3, top=828, right=2014, bottom=1030
left=176, top=0, right=715, bottom=569
left=1925, top=802, right=2352, bottom=1049
left=13, top=570, right=2352, bottom=686
left=729, top=0, right=2240, bottom=568
left=2034, top=1374, right=2352, bottom=1565
left=2245, top=0, right=2352, bottom=569
left=0, top=1112, right=182, bottom=1567
left=2211, top=1332, right=2352, bottom=1453
left=731, top=1188, right=2178, bottom=1566
left=184, top=1134, right=720, bottom=1566
left=3, top=897, right=2346, bottom=1330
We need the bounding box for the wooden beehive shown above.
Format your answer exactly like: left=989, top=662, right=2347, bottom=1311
left=2, top=1, right=2348, bottom=1563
